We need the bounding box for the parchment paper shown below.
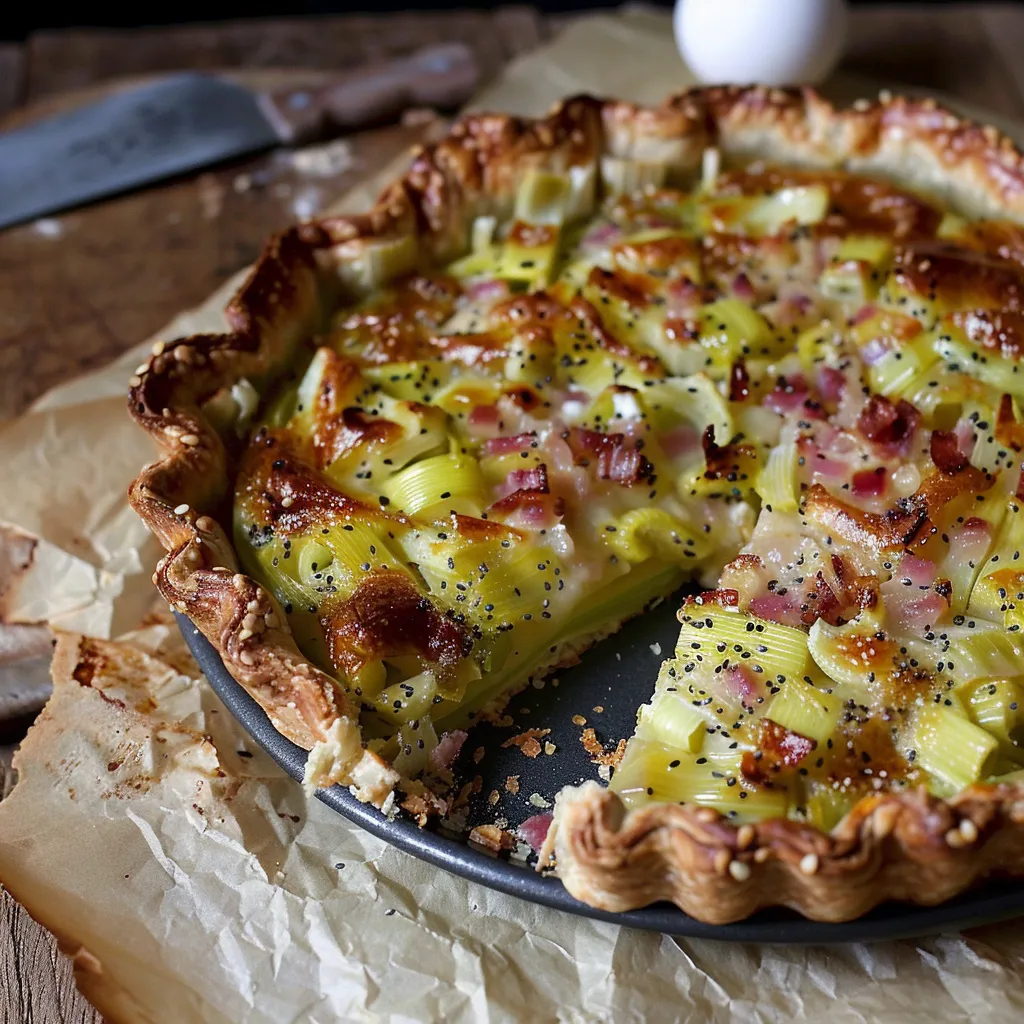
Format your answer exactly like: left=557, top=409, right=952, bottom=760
left=3, top=9, right=1024, bottom=1022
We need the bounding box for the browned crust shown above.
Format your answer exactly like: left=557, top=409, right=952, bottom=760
left=551, top=781, right=1024, bottom=923
left=128, top=85, right=1024, bottom=920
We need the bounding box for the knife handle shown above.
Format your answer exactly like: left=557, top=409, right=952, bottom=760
left=260, top=43, right=480, bottom=145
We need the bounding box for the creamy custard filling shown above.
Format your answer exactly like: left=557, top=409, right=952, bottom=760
left=233, top=160, right=1024, bottom=808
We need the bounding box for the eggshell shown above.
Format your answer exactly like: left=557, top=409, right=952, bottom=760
left=675, top=0, right=848, bottom=86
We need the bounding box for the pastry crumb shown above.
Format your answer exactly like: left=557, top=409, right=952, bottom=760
left=581, top=728, right=628, bottom=767
left=473, top=746, right=485, bottom=764
left=488, top=789, right=501, bottom=806
left=543, top=741, right=557, bottom=756
left=571, top=714, right=587, bottom=726
left=501, top=728, right=551, bottom=758
left=469, top=824, right=516, bottom=852
left=592, top=705, right=604, bottom=714
left=597, top=764, right=612, bottom=781
left=529, top=793, right=552, bottom=809
left=505, top=775, right=520, bottom=794
left=649, top=642, right=662, bottom=656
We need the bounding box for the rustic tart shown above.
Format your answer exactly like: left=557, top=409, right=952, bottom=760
left=129, top=86, right=1024, bottom=924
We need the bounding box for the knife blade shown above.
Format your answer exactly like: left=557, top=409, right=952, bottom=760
left=0, top=43, right=479, bottom=230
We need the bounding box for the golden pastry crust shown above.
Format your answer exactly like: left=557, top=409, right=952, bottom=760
left=129, top=85, right=1024, bottom=921
left=550, top=781, right=1024, bottom=923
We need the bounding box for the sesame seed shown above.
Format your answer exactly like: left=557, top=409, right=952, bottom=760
left=728, top=859, right=751, bottom=882
left=799, top=853, right=819, bottom=876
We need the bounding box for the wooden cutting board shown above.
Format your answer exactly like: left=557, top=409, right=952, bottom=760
left=0, top=69, right=437, bottom=422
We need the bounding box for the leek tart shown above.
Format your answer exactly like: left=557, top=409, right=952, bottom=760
left=130, top=88, right=1024, bottom=923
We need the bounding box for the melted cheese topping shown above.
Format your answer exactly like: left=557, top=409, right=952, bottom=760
left=234, top=161, right=1024, bottom=812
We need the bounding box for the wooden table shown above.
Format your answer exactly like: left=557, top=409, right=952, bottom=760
left=4, top=4, right=1024, bottom=1019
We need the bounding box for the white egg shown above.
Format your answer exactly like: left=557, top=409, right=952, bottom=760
left=675, top=0, right=848, bottom=86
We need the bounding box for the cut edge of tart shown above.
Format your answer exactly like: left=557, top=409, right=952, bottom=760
left=128, top=86, right=1024, bottom=923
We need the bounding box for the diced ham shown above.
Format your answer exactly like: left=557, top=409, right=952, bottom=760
left=763, top=375, right=809, bottom=414
left=856, top=394, right=920, bottom=453
left=930, top=429, right=971, bottom=474
left=580, top=222, right=623, bottom=250
left=723, top=663, right=763, bottom=707
left=800, top=436, right=848, bottom=480
left=898, top=554, right=938, bottom=588
left=518, top=812, right=554, bottom=851
left=483, top=432, right=537, bottom=456
left=429, top=730, right=468, bottom=771
left=566, top=428, right=654, bottom=485
left=949, top=517, right=992, bottom=566
left=851, top=303, right=878, bottom=326
left=465, top=279, right=511, bottom=303
left=732, top=272, right=756, bottom=302
left=498, top=464, right=549, bottom=499
left=817, top=366, right=846, bottom=406
left=487, top=490, right=564, bottom=531
left=860, top=337, right=891, bottom=366
left=851, top=467, right=887, bottom=497
left=887, top=591, right=950, bottom=632
left=659, top=423, right=702, bottom=458
left=955, top=419, right=979, bottom=458
left=881, top=556, right=947, bottom=631
left=465, top=405, right=502, bottom=440
left=749, top=591, right=805, bottom=627
left=763, top=375, right=825, bottom=420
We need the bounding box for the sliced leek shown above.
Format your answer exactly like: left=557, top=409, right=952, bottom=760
left=676, top=609, right=811, bottom=684
left=604, top=507, right=710, bottom=564
left=755, top=430, right=800, bottom=513
left=765, top=678, right=838, bottom=746
left=909, top=702, right=999, bottom=792
left=381, top=452, right=485, bottom=518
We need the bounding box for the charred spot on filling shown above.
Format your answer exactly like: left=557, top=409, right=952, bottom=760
left=321, top=569, right=473, bottom=680
left=700, top=426, right=755, bottom=484
left=586, top=265, right=652, bottom=309
left=930, top=429, right=971, bottom=475
left=729, top=359, right=751, bottom=402
left=238, top=435, right=403, bottom=534
left=315, top=407, right=403, bottom=470
left=329, top=273, right=463, bottom=364
left=800, top=555, right=880, bottom=626
left=741, top=719, right=816, bottom=784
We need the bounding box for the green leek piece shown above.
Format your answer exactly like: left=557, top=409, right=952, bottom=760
left=765, top=678, right=838, bottom=746
left=755, top=431, right=800, bottom=513
left=381, top=452, right=485, bottom=518
left=610, top=738, right=790, bottom=820
left=676, top=609, right=811, bottom=685
left=909, top=702, right=999, bottom=792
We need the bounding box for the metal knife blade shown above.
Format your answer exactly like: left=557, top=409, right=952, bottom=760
left=0, top=74, right=281, bottom=230
left=0, top=44, right=479, bottom=230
